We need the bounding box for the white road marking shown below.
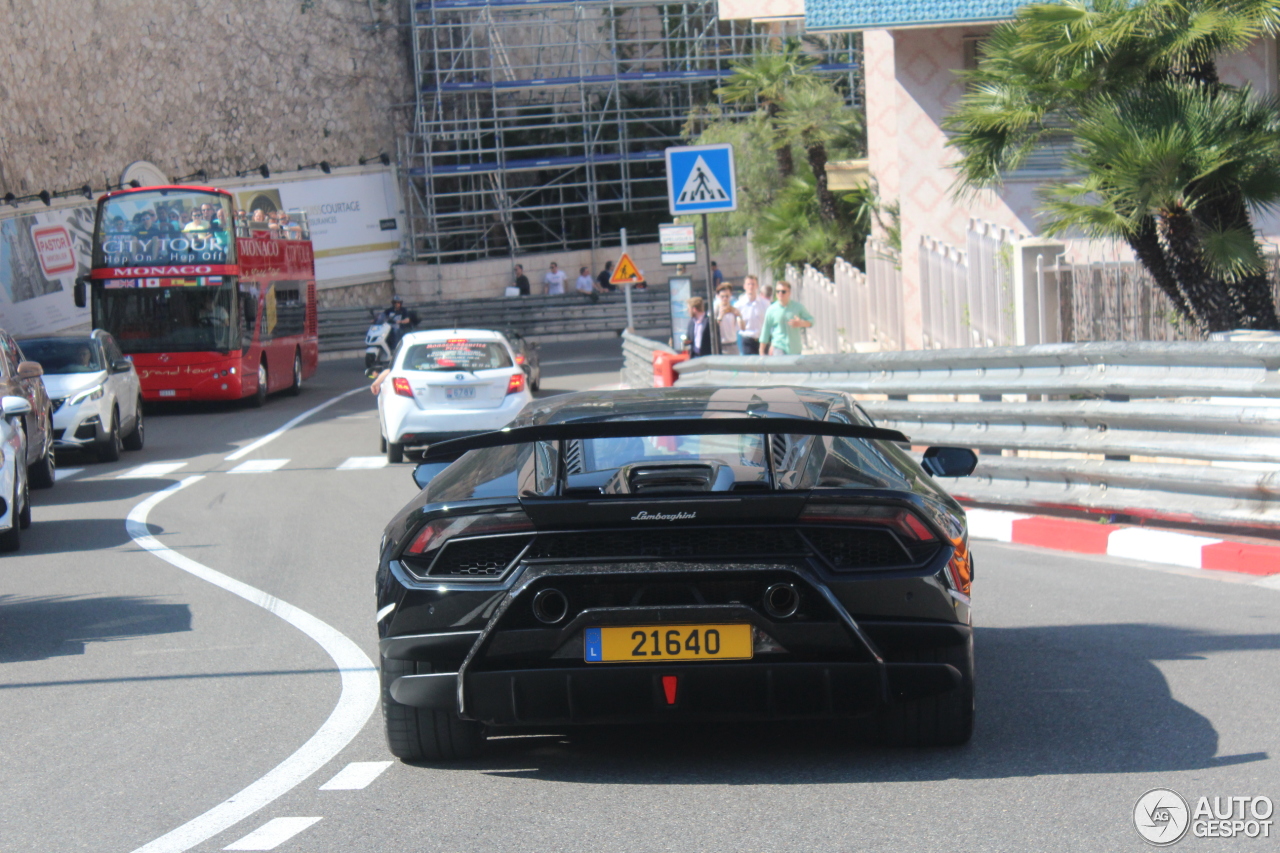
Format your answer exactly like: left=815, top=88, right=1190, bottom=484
left=119, top=462, right=188, bottom=479
left=126, top=477, right=377, bottom=853
left=54, top=467, right=84, bottom=481
left=228, top=459, right=290, bottom=474
left=225, top=386, right=367, bottom=461
left=318, top=760, right=392, bottom=790
left=222, top=817, right=322, bottom=851
left=337, top=456, right=387, bottom=470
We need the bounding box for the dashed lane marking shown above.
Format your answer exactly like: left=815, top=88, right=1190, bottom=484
left=228, top=459, right=290, bottom=474
left=119, top=462, right=188, bottom=479
left=222, top=817, right=322, bottom=851
left=54, top=467, right=84, bottom=481
left=224, top=386, right=367, bottom=461
left=336, top=456, right=388, bottom=470
left=318, top=761, right=393, bottom=790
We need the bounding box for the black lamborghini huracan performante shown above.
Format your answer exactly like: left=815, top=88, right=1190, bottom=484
left=375, top=387, right=978, bottom=760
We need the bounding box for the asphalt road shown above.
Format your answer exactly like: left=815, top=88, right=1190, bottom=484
left=2, top=337, right=1278, bottom=853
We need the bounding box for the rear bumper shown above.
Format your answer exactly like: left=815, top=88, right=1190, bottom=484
left=389, top=660, right=962, bottom=726
left=384, top=392, right=530, bottom=447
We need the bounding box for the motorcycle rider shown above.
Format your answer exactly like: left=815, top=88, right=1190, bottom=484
left=383, top=294, right=419, bottom=351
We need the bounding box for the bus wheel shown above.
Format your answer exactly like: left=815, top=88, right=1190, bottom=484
left=250, top=359, right=268, bottom=408
left=287, top=351, right=302, bottom=396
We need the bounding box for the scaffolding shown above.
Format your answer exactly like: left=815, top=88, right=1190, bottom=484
left=403, top=0, right=859, bottom=264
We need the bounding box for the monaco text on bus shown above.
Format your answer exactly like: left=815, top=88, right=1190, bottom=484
left=77, top=186, right=319, bottom=404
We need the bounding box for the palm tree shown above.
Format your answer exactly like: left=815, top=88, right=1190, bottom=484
left=946, top=0, right=1280, bottom=332
left=716, top=40, right=818, bottom=178
left=778, top=78, right=864, bottom=223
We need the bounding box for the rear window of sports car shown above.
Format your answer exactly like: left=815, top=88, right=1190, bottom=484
left=401, top=340, right=513, bottom=371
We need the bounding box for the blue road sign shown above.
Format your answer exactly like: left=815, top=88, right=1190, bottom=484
left=665, top=144, right=737, bottom=215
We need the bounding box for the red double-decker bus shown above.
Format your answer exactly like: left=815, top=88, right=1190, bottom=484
left=76, top=186, right=319, bottom=405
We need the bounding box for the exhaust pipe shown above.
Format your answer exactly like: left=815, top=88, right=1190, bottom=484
left=762, top=583, right=800, bottom=620
left=532, top=588, right=569, bottom=625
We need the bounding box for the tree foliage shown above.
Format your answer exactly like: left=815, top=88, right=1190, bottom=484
left=946, top=0, right=1280, bottom=332
left=685, top=42, right=870, bottom=276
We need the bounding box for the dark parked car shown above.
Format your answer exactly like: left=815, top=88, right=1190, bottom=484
left=0, top=329, right=56, bottom=489
left=501, top=328, right=540, bottom=392
left=376, top=387, right=978, bottom=761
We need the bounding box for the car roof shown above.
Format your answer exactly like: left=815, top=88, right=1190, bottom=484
left=16, top=332, right=103, bottom=344
left=516, top=386, right=845, bottom=425
left=400, top=329, right=510, bottom=344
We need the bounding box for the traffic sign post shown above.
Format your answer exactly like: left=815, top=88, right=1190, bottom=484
left=665, top=144, right=737, bottom=355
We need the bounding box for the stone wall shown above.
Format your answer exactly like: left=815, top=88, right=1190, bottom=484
left=393, top=236, right=752, bottom=302
left=0, top=1, right=412, bottom=196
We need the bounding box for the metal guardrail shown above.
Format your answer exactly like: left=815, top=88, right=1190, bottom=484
left=618, top=334, right=1280, bottom=529
left=319, top=287, right=672, bottom=352
left=621, top=332, right=676, bottom=390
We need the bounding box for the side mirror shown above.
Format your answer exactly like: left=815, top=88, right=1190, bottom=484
left=16, top=361, right=43, bottom=381
left=112, top=359, right=133, bottom=373
left=921, top=446, right=978, bottom=478
left=1, top=396, right=32, bottom=417
left=74, top=276, right=87, bottom=309
left=412, top=461, right=452, bottom=491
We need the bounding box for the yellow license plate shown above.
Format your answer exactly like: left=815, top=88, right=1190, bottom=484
left=584, top=624, right=753, bottom=663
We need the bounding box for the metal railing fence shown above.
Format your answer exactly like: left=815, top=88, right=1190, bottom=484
left=318, top=286, right=672, bottom=352
left=618, top=332, right=1280, bottom=528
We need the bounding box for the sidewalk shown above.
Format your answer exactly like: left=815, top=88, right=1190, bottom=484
left=966, top=507, right=1280, bottom=577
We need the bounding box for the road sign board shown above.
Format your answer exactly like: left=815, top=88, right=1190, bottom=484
left=610, top=251, right=644, bottom=285
left=665, top=144, right=737, bottom=215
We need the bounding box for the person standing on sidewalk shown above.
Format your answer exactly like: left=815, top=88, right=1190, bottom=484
left=543, top=262, right=567, bottom=295
left=684, top=297, right=712, bottom=358
left=734, top=274, right=771, bottom=355
left=714, top=283, right=741, bottom=354
left=759, top=281, right=813, bottom=356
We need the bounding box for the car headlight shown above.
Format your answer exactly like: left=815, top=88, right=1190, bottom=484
left=69, top=385, right=105, bottom=406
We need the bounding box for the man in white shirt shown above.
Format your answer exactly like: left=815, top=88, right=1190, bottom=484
left=543, top=262, right=567, bottom=295
left=734, top=275, right=771, bottom=355
left=575, top=266, right=596, bottom=295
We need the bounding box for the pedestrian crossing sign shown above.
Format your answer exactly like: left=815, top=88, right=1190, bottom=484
left=610, top=252, right=644, bottom=285
left=665, top=144, right=737, bottom=215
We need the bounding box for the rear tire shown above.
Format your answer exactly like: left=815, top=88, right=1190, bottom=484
left=0, top=475, right=21, bottom=552
left=365, top=351, right=377, bottom=370
left=97, top=407, right=122, bottom=462
left=878, top=637, right=974, bottom=747
left=28, top=433, right=55, bottom=490
left=249, top=359, right=268, bottom=408
left=381, top=657, right=485, bottom=762
left=386, top=440, right=404, bottom=464
left=122, top=399, right=145, bottom=451
left=287, top=351, right=302, bottom=396
left=18, top=473, right=30, bottom=529
left=380, top=434, right=387, bottom=453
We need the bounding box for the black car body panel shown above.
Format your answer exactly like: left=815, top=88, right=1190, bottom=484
left=377, top=386, right=974, bottom=750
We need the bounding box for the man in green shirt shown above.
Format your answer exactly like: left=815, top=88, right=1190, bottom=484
left=759, top=280, right=814, bottom=355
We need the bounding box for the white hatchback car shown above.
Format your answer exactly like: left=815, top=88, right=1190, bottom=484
left=20, top=331, right=144, bottom=463
left=0, top=395, right=33, bottom=551
left=378, top=329, right=534, bottom=463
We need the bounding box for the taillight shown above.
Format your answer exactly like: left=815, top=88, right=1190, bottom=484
left=392, top=377, right=413, bottom=398
left=798, top=502, right=937, bottom=542
left=515, top=353, right=526, bottom=365
left=401, top=510, right=535, bottom=558
left=506, top=372, right=526, bottom=395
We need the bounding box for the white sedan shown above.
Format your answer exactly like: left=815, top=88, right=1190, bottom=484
left=0, top=395, right=33, bottom=551
left=377, top=329, right=534, bottom=463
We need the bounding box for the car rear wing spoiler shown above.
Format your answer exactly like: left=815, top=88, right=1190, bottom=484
left=421, top=418, right=911, bottom=463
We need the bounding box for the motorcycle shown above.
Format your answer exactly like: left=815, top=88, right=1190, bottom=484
left=364, top=310, right=394, bottom=373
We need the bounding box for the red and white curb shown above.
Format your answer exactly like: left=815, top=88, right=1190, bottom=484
left=966, top=508, right=1280, bottom=578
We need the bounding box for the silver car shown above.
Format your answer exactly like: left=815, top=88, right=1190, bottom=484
left=19, top=331, right=144, bottom=462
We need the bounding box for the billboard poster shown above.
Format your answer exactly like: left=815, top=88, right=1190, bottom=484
left=0, top=208, right=94, bottom=337
left=233, top=170, right=402, bottom=284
